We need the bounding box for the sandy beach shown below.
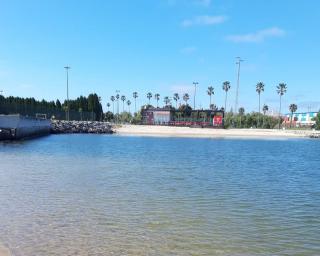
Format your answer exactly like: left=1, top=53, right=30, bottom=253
left=0, top=245, right=10, bottom=256
left=115, top=125, right=319, bottom=139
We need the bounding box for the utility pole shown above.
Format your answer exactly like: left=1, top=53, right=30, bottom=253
left=116, top=90, right=120, bottom=123
left=235, top=57, right=243, bottom=113
left=193, top=81, right=199, bottom=110
left=64, top=66, right=71, bottom=121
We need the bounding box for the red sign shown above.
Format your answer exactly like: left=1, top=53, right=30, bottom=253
left=213, top=116, right=223, bottom=125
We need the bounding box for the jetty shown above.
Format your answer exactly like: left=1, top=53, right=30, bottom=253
left=0, top=114, right=51, bottom=140
left=51, top=120, right=113, bottom=134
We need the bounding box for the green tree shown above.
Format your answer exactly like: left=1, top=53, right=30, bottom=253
left=207, top=86, right=214, bottom=108
left=121, top=95, right=126, bottom=112
left=173, top=93, right=179, bottom=108
left=256, top=82, right=265, bottom=127
left=277, top=83, right=287, bottom=129
left=154, top=93, right=160, bottom=107
left=289, top=103, right=298, bottom=128
left=183, top=93, right=190, bottom=105
left=127, top=100, right=131, bottom=113
left=133, top=92, right=138, bottom=113
left=147, top=92, right=152, bottom=105
left=110, top=96, right=115, bottom=114
left=222, top=81, right=231, bottom=112
left=238, top=107, right=245, bottom=128
left=164, top=96, right=171, bottom=106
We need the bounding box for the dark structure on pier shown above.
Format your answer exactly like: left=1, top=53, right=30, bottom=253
left=141, top=106, right=224, bottom=128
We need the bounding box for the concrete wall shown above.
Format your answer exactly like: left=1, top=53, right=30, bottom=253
left=0, top=115, right=51, bottom=139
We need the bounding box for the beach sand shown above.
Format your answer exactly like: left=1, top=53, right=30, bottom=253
left=0, top=245, right=10, bottom=256
left=115, top=125, right=318, bottom=139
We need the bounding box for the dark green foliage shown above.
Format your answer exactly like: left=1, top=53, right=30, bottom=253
left=224, top=112, right=280, bottom=129
left=104, top=111, right=114, bottom=122
left=178, top=104, right=192, bottom=117
left=316, top=112, right=320, bottom=130
left=0, top=93, right=103, bottom=121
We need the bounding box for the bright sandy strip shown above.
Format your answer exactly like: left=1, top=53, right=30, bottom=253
left=0, top=245, right=10, bottom=256
left=115, top=125, right=319, bottom=139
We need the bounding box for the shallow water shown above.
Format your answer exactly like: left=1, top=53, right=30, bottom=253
left=0, top=135, right=319, bottom=255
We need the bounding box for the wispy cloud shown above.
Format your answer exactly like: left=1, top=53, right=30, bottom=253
left=226, top=27, right=285, bottom=43
left=180, top=46, right=197, bottom=54
left=181, top=15, right=227, bottom=27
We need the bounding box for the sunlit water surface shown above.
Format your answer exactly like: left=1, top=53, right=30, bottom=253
left=0, top=135, right=319, bottom=255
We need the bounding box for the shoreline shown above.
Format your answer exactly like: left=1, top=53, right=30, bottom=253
left=115, top=125, right=319, bottom=139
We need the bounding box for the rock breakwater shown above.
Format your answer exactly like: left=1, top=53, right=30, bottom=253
left=51, top=120, right=114, bottom=134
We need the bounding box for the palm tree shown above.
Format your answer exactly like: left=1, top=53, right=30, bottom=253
left=127, top=100, right=131, bottom=113
left=133, top=92, right=138, bottom=113
left=110, top=96, right=115, bottom=114
left=262, top=104, right=269, bottom=128
left=277, top=83, right=287, bottom=129
left=183, top=93, right=190, bottom=105
left=154, top=93, right=160, bottom=107
left=256, top=82, right=265, bottom=127
left=147, top=92, right=152, bottom=105
left=173, top=93, right=179, bottom=108
left=222, top=81, right=231, bottom=112
left=289, top=103, right=298, bottom=128
left=106, top=102, right=110, bottom=111
left=238, top=107, right=245, bottom=128
left=121, top=95, right=126, bottom=112
left=207, top=86, right=214, bottom=108
left=164, top=96, right=171, bottom=106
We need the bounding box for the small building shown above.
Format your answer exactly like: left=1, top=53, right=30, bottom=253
left=141, top=106, right=224, bottom=128
left=283, top=112, right=318, bottom=127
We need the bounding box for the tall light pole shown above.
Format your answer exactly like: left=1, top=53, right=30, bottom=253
left=64, top=66, right=71, bottom=121
left=116, top=90, right=120, bottom=123
left=193, top=81, right=199, bottom=110
left=235, top=57, right=243, bottom=113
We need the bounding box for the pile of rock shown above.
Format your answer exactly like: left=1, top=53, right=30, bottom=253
left=51, top=120, right=114, bottom=134
left=310, top=133, right=320, bottom=139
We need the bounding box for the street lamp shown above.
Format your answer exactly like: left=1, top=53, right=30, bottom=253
left=193, top=81, right=199, bottom=110
left=64, top=66, right=71, bottom=121
left=235, top=57, right=244, bottom=113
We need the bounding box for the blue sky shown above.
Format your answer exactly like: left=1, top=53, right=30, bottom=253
left=0, top=0, right=319, bottom=113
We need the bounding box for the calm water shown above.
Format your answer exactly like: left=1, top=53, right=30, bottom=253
left=0, top=135, right=319, bottom=256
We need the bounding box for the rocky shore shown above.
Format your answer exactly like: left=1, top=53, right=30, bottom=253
left=51, top=120, right=114, bottom=134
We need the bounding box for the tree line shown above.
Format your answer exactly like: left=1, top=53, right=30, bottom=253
left=0, top=93, right=103, bottom=121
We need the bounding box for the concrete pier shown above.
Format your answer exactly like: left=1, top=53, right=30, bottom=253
left=0, top=115, right=51, bottom=140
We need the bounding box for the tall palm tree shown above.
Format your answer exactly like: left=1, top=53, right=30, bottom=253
left=121, top=95, right=126, bottom=112
left=154, top=93, right=160, bottom=107
left=164, top=96, right=171, bottom=106
left=256, top=82, right=265, bottom=127
left=110, top=96, right=115, bottom=114
left=289, top=103, right=298, bottom=128
left=147, top=92, right=152, bottom=105
left=106, top=102, right=110, bottom=111
left=222, top=81, right=231, bottom=112
left=238, top=107, right=245, bottom=128
left=133, top=92, right=138, bottom=113
left=277, top=83, right=287, bottom=129
left=173, top=93, right=179, bottom=108
left=127, top=100, right=131, bottom=113
left=262, top=104, right=269, bottom=115
left=207, top=86, right=214, bottom=108
left=183, top=93, right=190, bottom=105
left=262, top=104, right=269, bottom=128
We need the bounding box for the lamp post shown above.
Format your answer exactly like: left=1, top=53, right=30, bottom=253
left=64, top=66, right=71, bottom=121
left=193, top=81, right=198, bottom=110
left=235, top=57, right=243, bottom=113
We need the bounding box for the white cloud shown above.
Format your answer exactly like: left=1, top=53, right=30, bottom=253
left=181, top=15, right=227, bottom=27
left=226, top=27, right=285, bottom=43
left=180, top=46, right=197, bottom=54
